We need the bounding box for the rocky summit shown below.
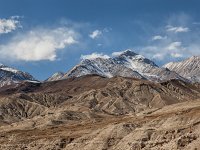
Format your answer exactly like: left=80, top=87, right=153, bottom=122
left=0, top=64, right=38, bottom=87
left=164, top=56, right=200, bottom=82
left=48, top=50, right=188, bottom=83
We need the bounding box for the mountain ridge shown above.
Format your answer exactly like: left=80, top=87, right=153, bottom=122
left=0, top=64, right=38, bottom=87
left=47, top=49, right=189, bottom=83
left=164, top=56, right=200, bottom=82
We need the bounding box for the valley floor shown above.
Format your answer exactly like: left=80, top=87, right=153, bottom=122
left=0, top=99, right=200, bottom=150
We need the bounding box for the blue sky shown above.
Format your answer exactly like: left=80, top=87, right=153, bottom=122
left=0, top=0, right=200, bottom=80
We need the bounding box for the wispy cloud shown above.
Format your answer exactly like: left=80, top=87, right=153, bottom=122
left=192, top=22, right=200, bottom=25
left=142, top=44, right=184, bottom=60
left=166, top=25, right=189, bottom=33
left=89, top=30, right=102, bottom=39
left=111, top=51, right=124, bottom=57
left=171, top=53, right=183, bottom=58
left=152, top=35, right=167, bottom=41
left=167, top=42, right=182, bottom=50
left=97, top=43, right=102, bottom=46
left=81, top=52, right=110, bottom=60
left=137, top=14, right=200, bottom=62
left=0, top=27, right=79, bottom=61
left=152, top=53, right=164, bottom=60
left=0, top=16, right=22, bottom=34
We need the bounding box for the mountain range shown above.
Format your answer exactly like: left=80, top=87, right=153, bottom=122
left=0, top=49, right=199, bottom=87
left=0, top=49, right=200, bottom=149
left=47, top=50, right=199, bottom=83
left=0, top=64, right=38, bottom=87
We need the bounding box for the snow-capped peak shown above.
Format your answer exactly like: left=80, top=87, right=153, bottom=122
left=112, top=49, right=137, bottom=57
left=163, top=56, right=200, bottom=82
left=47, top=49, right=187, bottom=83
left=46, top=72, right=64, bottom=81
left=113, top=49, right=158, bottom=73
left=118, top=49, right=138, bottom=57
left=0, top=63, right=37, bottom=87
left=0, top=67, right=19, bottom=73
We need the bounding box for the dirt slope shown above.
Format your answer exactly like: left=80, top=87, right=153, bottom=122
left=0, top=75, right=200, bottom=149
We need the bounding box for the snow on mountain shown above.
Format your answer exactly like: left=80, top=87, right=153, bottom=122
left=164, top=56, right=200, bottom=82
left=48, top=49, right=186, bottom=82
left=113, top=49, right=158, bottom=73
left=46, top=72, right=64, bottom=81
left=0, top=64, right=37, bottom=87
left=0, top=67, right=19, bottom=73
left=112, top=50, right=187, bottom=82
left=62, top=57, right=145, bottom=79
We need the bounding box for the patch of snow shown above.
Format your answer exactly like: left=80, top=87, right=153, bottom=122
left=0, top=67, right=19, bottom=73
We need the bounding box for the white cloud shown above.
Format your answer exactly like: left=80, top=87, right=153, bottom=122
left=111, top=51, right=124, bottom=57
left=97, top=43, right=102, bottom=46
left=166, top=26, right=189, bottom=33
left=103, top=27, right=112, bottom=32
left=167, top=42, right=182, bottom=50
left=138, top=14, right=200, bottom=61
left=89, top=30, right=102, bottom=39
left=0, top=16, right=21, bottom=34
left=140, top=41, right=185, bottom=60
left=152, top=53, right=165, bottom=60
left=171, top=53, right=183, bottom=58
left=152, top=35, right=167, bottom=41
left=0, top=27, right=78, bottom=61
left=81, top=52, right=110, bottom=60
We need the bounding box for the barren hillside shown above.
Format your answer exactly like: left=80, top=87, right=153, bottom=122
left=0, top=75, right=200, bottom=149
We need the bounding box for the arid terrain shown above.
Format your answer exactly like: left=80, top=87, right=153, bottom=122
left=0, top=0, right=199, bottom=149
left=0, top=75, right=199, bottom=149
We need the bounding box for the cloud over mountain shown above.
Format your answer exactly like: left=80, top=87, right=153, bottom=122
left=138, top=14, right=200, bottom=62
left=81, top=52, right=110, bottom=60
left=0, top=27, right=79, bottom=61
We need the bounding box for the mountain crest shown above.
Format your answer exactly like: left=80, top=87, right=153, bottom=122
left=117, top=49, right=138, bottom=57
left=164, top=56, right=200, bottom=82
left=0, top=64, right=37, bottom=87
left=46, top=72, right=64, bottom=81
left=47, top=49, right=187, bottom=82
